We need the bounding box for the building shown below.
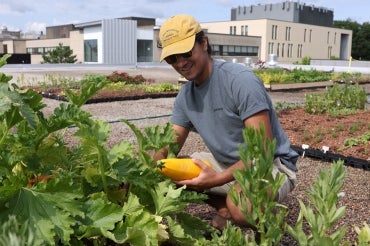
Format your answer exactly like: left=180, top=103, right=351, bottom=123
left=0, top=1, right=352, bottom=65
left=0, top=27, right=30, bottom=63
left=231, top=1, right=334, bottom=27
left=201, top=1, right=352, bottom=63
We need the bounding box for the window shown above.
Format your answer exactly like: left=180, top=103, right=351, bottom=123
left=241, top=25, right=244, bottom=36
left=304, top=29, right=306, bottom=42
left=309, top=29, right=312, bottom=42
left=327, top=31, right=330, bottom=44
left=285, top=26, right=291, bottom=41
left=272, top=25, right=277, bottom=40
left=297, top=44, right=303, bottom=58
left=84, top=39, right=98, bottom=62
left=229, top=26, right=233, bottom=35
left=268, top=42, right=274, bottom=54
left=287, top=44, right=293, bottom=57
left=3, top=44, right=7, bottom=53
left=137, top=40, right=153, bottom=62
left=233, top=26, right=236, bottom=35
left=244, top=25, right=248, bottom=36
left=328, top=46, right=332, bottom=58
left=212, top=45, right=220, bottom=56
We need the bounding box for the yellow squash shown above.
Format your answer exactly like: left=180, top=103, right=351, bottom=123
left=157, top=158, right=212, bottom=181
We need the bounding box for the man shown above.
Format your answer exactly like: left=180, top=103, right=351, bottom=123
left=156, top=14, right=298, bottom=229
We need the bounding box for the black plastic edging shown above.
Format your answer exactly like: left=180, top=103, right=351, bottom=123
left=291, top=145, right=370, bottom=171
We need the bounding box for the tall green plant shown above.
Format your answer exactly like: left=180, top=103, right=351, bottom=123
left=287, top=161, right=347, bottom=245
left=229, top=124, right=288, bottom=245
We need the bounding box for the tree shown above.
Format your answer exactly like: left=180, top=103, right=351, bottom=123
left=334, top=19, right=370, bottom=61
left=42, top=43, right=77, bottom=63
left=354, top=22, right=370, bottom=60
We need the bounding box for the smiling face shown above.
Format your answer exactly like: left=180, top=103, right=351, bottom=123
left=168, top=36, right=212, bottom=85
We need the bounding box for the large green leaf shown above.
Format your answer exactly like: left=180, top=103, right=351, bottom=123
left=77, top=192, right=124, bottom=239
left=9, top=186, right=83, bottom=245
left=150, top=181, right=187, bottom=216
left=108, top=194, right=168, bottom=245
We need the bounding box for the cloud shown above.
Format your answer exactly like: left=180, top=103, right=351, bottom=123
left=0, top=1, right=34, bottom=14
left=24, top=22, right=46, bottom=33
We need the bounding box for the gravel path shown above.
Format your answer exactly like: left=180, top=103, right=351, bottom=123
left=41, top=89, right=370, bottom=244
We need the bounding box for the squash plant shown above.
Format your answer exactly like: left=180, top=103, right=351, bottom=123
left=0, top=55, right=214, bottom=245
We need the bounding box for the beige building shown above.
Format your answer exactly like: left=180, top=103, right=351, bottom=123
left=201, top=19, right=352, bottom=63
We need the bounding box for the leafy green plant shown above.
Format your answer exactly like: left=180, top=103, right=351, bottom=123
left=287, top=161, right=348, bottom=245
left=0, top=215, right=35, bottom=246
left=314, top=127, right=324, bottom=143
left=0, top=55, right=214, bottom=245
left=343, top=132, right=370, bottom=148
left=348, top=122, right=362, bottom=134
left=229, top=124, right=288, bottom=245
left=274, top=102, right=302, bottom=112
left=255, top=67, right=333, bottom=84
left=144, top=83, right=180, bottom=93
left=305, top=82, right=367, bottom=115
left=354, top=222, right=370, bottom=245
left=301, top=56, right=311, bottom=65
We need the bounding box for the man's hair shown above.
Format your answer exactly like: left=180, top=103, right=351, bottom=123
left=195, top=31, right=212, bottom=55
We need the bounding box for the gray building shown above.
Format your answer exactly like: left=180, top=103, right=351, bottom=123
left=231, top=1, right=334, bottom=27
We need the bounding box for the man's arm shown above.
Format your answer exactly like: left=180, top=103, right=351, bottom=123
left=176, top=110, right=273, bottom=189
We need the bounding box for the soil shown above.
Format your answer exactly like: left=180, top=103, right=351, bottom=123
left=278, top=107, right=370, bottom=162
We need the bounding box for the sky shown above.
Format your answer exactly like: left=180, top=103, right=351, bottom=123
left=0, top=0, right=368, bottom=34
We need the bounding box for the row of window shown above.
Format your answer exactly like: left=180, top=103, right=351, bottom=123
left=229, top=25, right=248, bottom=36
left=268, top=42, right=334, bottom=59
left=268, top=42, right=300, bottom=58
left=25, top=41, right=98, bottom=63
left=229, top=24, right=338, bottom=44
left=211, top=44, right=258, bottom=57
left=26, top=46, right=59, bottom=55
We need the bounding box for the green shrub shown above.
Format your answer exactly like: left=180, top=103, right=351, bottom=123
left=305, top=82, right=367, bottom=115
left=301, top=56, right=311, bottom=65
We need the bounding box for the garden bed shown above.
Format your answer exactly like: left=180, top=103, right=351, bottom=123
left=34, top=82, right=370, bottom=167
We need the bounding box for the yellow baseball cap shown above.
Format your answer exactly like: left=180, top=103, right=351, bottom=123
left=159, top=14, right=202, bottom=61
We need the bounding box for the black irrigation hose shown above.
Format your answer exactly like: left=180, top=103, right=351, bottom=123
left=107, top=114, right=172, bottom=123
left=291, top=145, right=370, bottom=171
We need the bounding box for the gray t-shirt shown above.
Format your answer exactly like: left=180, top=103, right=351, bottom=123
left=171, top=59, right=298, bottom=171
